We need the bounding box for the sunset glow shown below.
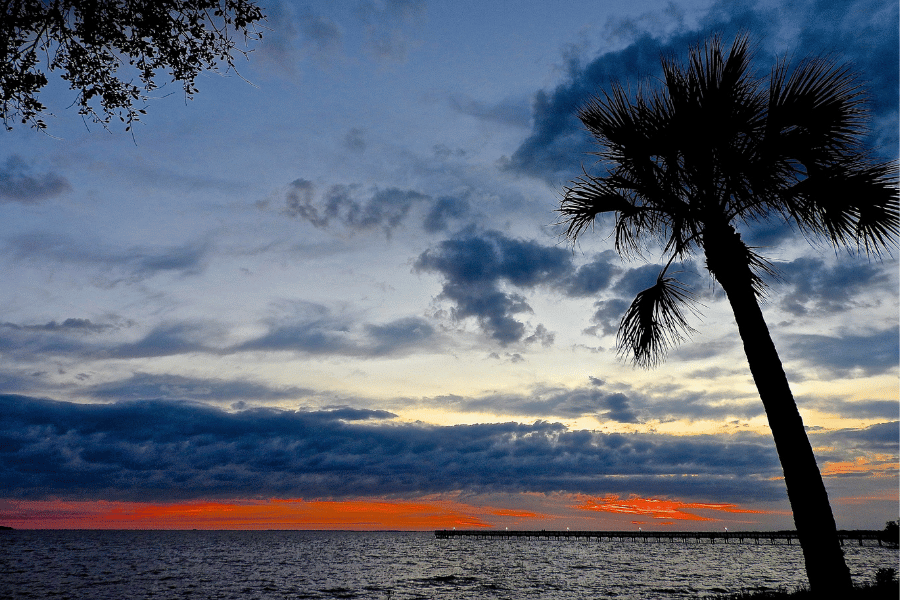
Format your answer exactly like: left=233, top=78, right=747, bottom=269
left=0, top=493, right=789, bottom=530
left=0, top=498, right=496, bottom=530
left=574, top=495, right=768, bottom=522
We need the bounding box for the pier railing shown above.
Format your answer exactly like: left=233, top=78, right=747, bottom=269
left=434, top=529, right=889, bottom=546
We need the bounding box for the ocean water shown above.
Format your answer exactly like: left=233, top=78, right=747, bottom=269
left=0, top=530, right=896, bottom=600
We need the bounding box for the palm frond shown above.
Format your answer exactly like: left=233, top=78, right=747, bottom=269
left=558, top=169, right=638, bottom=242
left=745, top=245, right=780, bottom=296
left=783, top=157, right=899, bottom=254
left=767, top=55, right=867, bottom=159
left=617, top=273, right=700, bottom=369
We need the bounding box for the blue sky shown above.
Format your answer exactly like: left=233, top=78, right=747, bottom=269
left=0, top=0, right=897, bottom=530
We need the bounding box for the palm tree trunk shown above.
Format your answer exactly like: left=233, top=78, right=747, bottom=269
left=704, top=227, right=852, bottom=593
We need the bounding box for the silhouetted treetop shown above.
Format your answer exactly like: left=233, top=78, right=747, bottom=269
left=1, top=0, right=265, bottom=131
left=557, top=33, right=897, bottom=593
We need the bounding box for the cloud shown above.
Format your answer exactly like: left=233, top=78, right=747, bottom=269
left=415, top=230, right=716, bottom=346
left=584, top=298, right=630, bottom=338
left=0, top=321, right=99, bottom=359
left=461, top=386, right=641, bottom=423
left=299, top=12, right=343, bottom=59
left=0, top=307, right=437, bottom=362
left=1, top=318, right=112, bottom=334
left=801, top=397, right=900, bottom=420
left=447, top=94, right=531, bottom=128
left=561, top=250, right=621, bottom=297
left=84, top=373, right=315, bottom=405
left=415, top=230, right=571, bottom=344
left=0, top=155, right=71, bottom=203
left=783, top=0, right=899, bottom=156
left=431, top=378, right=765, bottom=424
left=777, top=257, right=892, bottom=316
left=283, top=180, right=460, bottom=235
left=508, top=0, right=898, bottom=181
left=232, top=303, right=436, bottom=358
left=785, top=326, right=899, bottom=377
left=103, top=322, right=217, bottom=359
left=254, top=2, right=344, bottom=74
left=0, top=394, right=787, bottom=503
left=6, top=233, right=209, bottom=281
left=523, top=323, right=555, bottom=348
left=358, top=0, right=426, bottom=62
left=423, top=195, right=470, bottom=234
left=815, top=421, right=899, bottom=452
left=344, top=127, right=367, bottom=153
left=507, top=35, right=679, bottom=181
left=0, top=319, right=217, bottom=362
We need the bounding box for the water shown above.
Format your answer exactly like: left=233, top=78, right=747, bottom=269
left=0, top=530, right=896, bottom=599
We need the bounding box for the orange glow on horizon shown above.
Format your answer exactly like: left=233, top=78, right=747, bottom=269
left=0, top=493, right=789, bottom=530
left=574, top=494, right=768, bottom=522
left=0, top=498, right=498, bottom=530
left=822, top=455, right=898, bottom=478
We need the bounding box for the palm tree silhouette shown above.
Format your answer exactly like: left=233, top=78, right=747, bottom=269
left=558, top=33, right=898, bottom=593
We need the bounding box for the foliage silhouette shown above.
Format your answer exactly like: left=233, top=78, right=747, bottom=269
left=1, top=0, right=265, bottom=131
left=558, top=33, right=898, bottom=594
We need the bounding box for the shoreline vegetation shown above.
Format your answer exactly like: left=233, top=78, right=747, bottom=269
left=717, top=581, right=899, bottom=599
left=717, top=568, right=899, bottom=599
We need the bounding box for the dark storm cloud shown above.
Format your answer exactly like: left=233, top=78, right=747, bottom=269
left=814, top=421, right=899, bottom=452
left=613, top=261, right=706, bottom=298
left=785, top=326, right=899, bottom=377
left=777, top=257, right=892, bottom=316
left=6, top=233, right=209, bottom=280
left=414, top=230, right=572, bottom=344
left=612, top=263, right=665, bottom=298
left=0, top=394, right=786, bottom=502
left=423, top=195, right=470, bottom=234
left=584, top=298, right=631, bottom=337
left=560, top=250, right=621, bottom=297
left=416, top=231, right=716, bottom=345
left=283, top=180, right=468, bottom=235
left=800, top=397, right=899, bottom=420
left=508, top=35, right=669, bottom=180
left=85, top=373, right=314, bottom=404
left=783, top=0, right=899, bottom=155
left=509, top=0, right=897, bottom=182
left=0, top=155, right=71, bottom=203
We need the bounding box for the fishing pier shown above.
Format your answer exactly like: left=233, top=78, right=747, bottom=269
left=435, top=529, right=889, bottom=546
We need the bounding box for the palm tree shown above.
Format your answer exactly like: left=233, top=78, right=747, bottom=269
left=558, top=33, right=898, bottom=593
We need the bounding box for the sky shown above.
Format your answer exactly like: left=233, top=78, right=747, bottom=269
left=0, top=0, right=897, bottom=531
